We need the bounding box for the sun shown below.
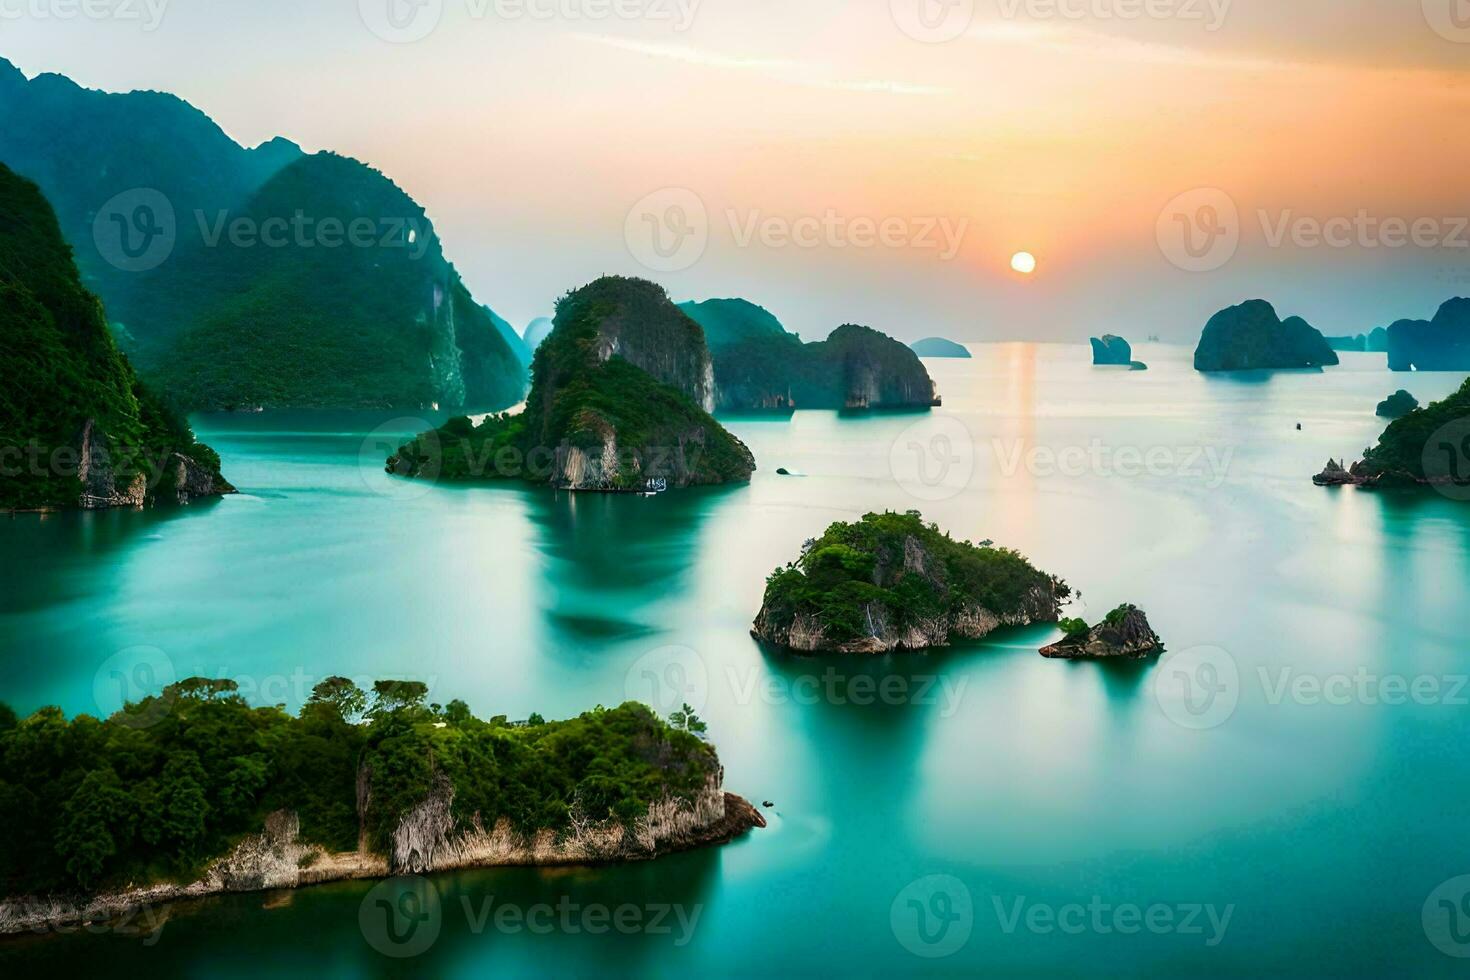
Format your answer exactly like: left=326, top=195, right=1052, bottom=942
left=1011, top=251, right=1037, bottom=275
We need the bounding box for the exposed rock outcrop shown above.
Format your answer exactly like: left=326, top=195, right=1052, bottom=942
left=1376, top=389, right=1419, bottom=420
left=1194, top=300, right=1339, bottom=372
left=0, top=785, right=763, bottom=936
left=1091, top=335, right=1133, bottom=365
left=752, top=511, right=1068, bottom=654
left=0, top=162, right=232, bottom=511
left=1040, top=606, right=1162, bottom=660
left=388, top=277, right=756, bottom=490
left=391, top=773, right=760, bottom=874
left=679, top=298, right=939, bottom=412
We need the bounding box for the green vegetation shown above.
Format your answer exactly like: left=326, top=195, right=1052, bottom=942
left=759, top=511, right=1068, bottom=645
left=0, top=677, right=716, bottom=897
left=679, top=297, right=936, bottom=411
left=0, top=162, right=227, bottom=510
left=0, top=62, right=523, bottom=412
left=0, top=57, right=301, bottom=350
left=1058, top=618, right=1090, bottom=638
left=1359, top=377, right=1470, bottom=481
left=153, top=153, right=525, bottom=411
left=391, top=277, right=755, bottom=488
left=678, top=298, right=790, bottom=349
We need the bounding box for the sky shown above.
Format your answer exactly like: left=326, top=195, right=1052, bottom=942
left=2, top=0, right=1468, bottom=341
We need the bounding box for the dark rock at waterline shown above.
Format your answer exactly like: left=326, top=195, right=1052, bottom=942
left=1376, top=390, right=1419, bottom=419
left=1091, top=335, right=1133, bottom=365
left=1194, top=300, right=1339, bottom=372
left=1040, top=605, right=1162, bottom=660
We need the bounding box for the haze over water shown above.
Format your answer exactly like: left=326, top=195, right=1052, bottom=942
left=3, top=344, right=1469, bottom=975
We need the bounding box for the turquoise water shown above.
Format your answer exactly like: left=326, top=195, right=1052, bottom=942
left=4, top=343, right=1470, bottom=976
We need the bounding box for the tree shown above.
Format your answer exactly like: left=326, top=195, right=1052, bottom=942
left=306, top=677, right=367, bottom=723
left=369, top=680, right=430, bottom=717
left=1058, top=617, right=1090, bottom=638
left=668, top=704, right=708, bottom=738
left=56, top=768, right=134, bottom=889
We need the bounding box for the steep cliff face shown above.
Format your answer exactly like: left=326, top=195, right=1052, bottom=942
left=0, top=162, right=231, bottom=510
left=564, top=277, right=716, bottom=411
left=753, top=511, right=1068, bottom=654
left=0, top=57, right=302, bottom=347
left=1091, top=335, right=1133, bottom=365
left=1386, top=298, right=1470, bottom=371
left=679, top=296, right=939, bottom=412
left=155, top=153, right=526, bottom=411
left=388, top=773, right=758, bottom=874
left=815, top=325, right=938, bottom=409
left=390, top=277, right=755, bottom=490
left=1194, top=300, right=1339, bottom=371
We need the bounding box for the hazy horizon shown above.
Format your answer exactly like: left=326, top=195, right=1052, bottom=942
left=3, top=0, right=1468, bottom=342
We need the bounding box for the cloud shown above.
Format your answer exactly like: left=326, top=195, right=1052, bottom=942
left=964, top=20, right=1291, bottom=73
left=574, top=34, right=950, bottom=96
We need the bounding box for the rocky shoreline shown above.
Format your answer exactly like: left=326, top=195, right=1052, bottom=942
left=0, top=792, right=764, bottom=938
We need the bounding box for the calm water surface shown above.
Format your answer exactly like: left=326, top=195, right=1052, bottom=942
left=3, top=344, right=1469, bottom=976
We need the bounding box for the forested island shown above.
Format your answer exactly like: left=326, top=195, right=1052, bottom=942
left=0, top=162, right=230, bottom=511
left=0, top=58, right=526, bottom=413
left=388, top=277, right=756, bottom=490
left=679, top=298, right=939, bottom=412
left=1315, top=378, right=1470, bottom=490
left=752, top=511, right=1068, bottom=653
left=0, top=677, right=761, bottom=933
left=1041, top=605, right=1162, bottom=660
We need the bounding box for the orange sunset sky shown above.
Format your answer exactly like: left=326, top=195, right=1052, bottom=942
left=3, top=0, right=1468, bottom=340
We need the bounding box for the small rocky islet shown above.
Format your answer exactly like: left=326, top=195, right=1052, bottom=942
left=1040, top=605, right=1163, bottom=660
left=750, top=511, right=1070, bottom=654
left=1090, top=334, right=1147, bottom=371
left=1376, top=389, right=1419, bottom=419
